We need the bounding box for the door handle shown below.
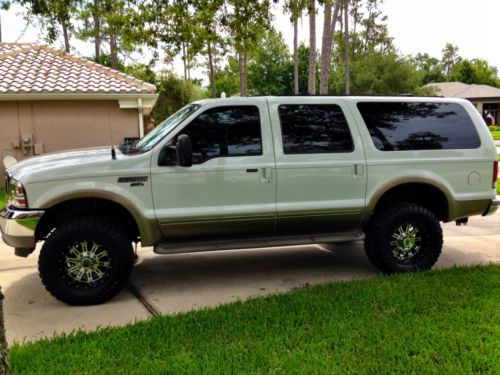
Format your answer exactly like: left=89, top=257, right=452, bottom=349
left=260, top=167, right=272, bottom=184
left=354, top=164, right=364, bottom=177
left=246, top=168, right=258, bottom=173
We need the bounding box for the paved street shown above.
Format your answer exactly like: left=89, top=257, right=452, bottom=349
left=1, top=212, right=499, bottom=345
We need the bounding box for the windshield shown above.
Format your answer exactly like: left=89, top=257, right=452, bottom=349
left=135, top=104, right=201, bottom=150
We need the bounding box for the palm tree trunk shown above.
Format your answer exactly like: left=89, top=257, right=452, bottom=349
left=307, top=0, right=316, bottom=95
left=93, top=0, right=101, bottom=60
left=293, top=15, right=299, bottom=95
left=319, top=2, right=332, bottom=95
left=109, top=31, right=118, bottom=70
left=319, top=0, right=341, bottom=95
left=208, top=41, right=216, bottom=98
left=344, top=0, right=349, bottom=95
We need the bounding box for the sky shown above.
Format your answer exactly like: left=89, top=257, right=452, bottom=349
left=1, top=0, right=499, bottom=81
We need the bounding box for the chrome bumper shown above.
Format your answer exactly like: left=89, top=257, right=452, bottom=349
left=0, top=206, right=44, bottom=249
left=482, top=196, right=500, bottom=216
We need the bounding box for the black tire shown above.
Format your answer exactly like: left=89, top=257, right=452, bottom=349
left=364, top=202, right=443, bottom=274
left=38, top=217, right=134, bottom=305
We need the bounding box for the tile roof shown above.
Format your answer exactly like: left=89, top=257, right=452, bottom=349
left=0, top=43, right=157, bottom=95
left=427, top=81, right=500, bottom=99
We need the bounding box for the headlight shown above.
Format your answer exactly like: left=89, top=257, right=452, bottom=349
left=6, top=176, right=27, bottom=208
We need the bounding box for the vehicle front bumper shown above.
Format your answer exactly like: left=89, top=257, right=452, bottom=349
left=482, top=196, right=500, bottom=216
left=0, top=206, right=44, bottom=249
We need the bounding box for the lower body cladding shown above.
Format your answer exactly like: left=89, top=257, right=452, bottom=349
left=482, top=196, right=500, bottom=216
left=0, top=206, right=44, bottom=257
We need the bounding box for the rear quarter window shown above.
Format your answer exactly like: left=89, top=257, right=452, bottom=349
left=357, top=102, right=481, bottom=151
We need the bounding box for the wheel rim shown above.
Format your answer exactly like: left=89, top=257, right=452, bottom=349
left=64, top=240, right=112, bottom=285
left=390, top=223, right=422, bottom=261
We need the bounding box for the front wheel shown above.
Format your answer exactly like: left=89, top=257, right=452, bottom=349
left=39, top=217, right=135, bottom=305
left=364, top=202, right=443, bottom=274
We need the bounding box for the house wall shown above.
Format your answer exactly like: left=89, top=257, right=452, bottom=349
left=0, top=100, right=139, bottom=176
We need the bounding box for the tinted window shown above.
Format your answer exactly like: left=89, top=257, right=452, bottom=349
left=279, top=104, right=354, bottom=154
left=178, top=106, right=262, bottom=164
left=357, top=102, right=481, bottom=151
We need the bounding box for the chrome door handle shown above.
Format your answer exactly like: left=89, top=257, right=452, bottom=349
left=260, top=167, right=272, bottom=184
left=354, top=164, right=364, bottom=177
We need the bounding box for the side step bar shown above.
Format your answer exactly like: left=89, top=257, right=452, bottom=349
left=154, top=232, right=364, bottom=255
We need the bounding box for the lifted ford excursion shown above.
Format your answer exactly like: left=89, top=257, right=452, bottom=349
left=1, top=96, right=499, bottom=305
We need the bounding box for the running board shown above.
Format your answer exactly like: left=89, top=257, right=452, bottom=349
left=154, top=232, right=364, bottom=255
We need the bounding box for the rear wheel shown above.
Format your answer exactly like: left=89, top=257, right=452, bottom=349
left=365, top=202, right=443, bottom=274
left=39, top=217, right=134, bottom=305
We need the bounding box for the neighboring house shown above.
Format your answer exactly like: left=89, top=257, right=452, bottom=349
left=0, top=43, right=158, bottom=175
left=427, top=82, right=500, bottom=125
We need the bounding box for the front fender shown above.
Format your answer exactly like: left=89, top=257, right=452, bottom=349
left=26, top=179, right=162, bottom=246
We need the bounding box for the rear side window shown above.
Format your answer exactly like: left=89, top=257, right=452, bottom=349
left=278, top=104, right=354, bottom=154
left=357, top=102, right=481, bottom=151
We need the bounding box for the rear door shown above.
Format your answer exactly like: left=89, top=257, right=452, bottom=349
left=151, top=100, right=277, bottom=240
left=267, top=97, right=367, bottom=234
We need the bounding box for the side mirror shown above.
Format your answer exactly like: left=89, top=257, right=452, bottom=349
left=176, top=134, right=193, bottom=167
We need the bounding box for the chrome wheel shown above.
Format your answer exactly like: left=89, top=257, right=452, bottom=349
left=390, top=223, right=421, bottom=261
left=65, top=240, right=112, bottom=284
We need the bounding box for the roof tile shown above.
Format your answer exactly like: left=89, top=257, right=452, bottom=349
left=0, top=43, right=156, bottom=95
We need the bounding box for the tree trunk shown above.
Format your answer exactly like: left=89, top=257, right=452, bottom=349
left=0, top=289, right=10, bottom=375
left=182, top=43, right=187, bottom=80
left=109, top=31, right=118, bottom=70
left=93, top=0, right=101, bottom=60
left=62, top=20, right=70, bottom=53
left=307, top=0, right=316, bottom=95
left=344, top=0, right=349, bottom=95
left=243, top=49, right=248, bottom=96
left=207, top=40, right=216, bottom=98
left=319, top=2, right=332, bottom=95
left=238, top=51, right=245, bottom=96
left=352, top=1, right=358, bottom=58
left=319, top=0, right=341, bottom=95
left=293, top=15, right=299, bottom=95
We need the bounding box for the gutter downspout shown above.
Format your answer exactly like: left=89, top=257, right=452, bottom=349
left=138, top=98, right=144, bottom=138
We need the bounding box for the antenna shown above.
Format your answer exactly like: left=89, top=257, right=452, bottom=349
left=108, top=106, right=117, bottom=160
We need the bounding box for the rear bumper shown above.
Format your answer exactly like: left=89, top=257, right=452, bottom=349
left=482, top=196, right=500, bottom=216
left=0, top=206, right=44, bottom=249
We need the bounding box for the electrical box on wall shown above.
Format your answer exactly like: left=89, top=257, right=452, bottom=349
left=34, top=143, right=44, bottom=155
left=21, top=134, right=33, bottom=147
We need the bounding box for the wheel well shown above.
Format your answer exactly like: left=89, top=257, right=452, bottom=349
left=373, top=183, right=449, bottom=222
left=36, top=198, right=140, bottom=242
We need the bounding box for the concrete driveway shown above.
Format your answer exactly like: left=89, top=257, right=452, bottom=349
left=1, top=212, right=499, bottom=345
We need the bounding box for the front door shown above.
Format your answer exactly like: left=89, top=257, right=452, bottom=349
left=267, top=98, right=367, bottom=234
left=151, top=101, right=276, bottom=240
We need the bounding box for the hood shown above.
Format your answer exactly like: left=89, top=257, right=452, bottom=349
left=7, top=147, right=142, bottom=184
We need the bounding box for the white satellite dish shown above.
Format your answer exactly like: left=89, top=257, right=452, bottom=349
left=3, top=155, right=18, bottom=169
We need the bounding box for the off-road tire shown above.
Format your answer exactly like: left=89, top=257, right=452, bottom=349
left=39, top=217, right=134, bottom=305
left=365, top=202, right=443, bottom=274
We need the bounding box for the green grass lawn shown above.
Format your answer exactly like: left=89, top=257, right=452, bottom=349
left=491, top=131, right=500, bottom=141
left=8, top=265, right=500, bottom=374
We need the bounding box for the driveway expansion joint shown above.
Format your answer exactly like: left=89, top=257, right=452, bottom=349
left=126, top=282, right=161, bottom=317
